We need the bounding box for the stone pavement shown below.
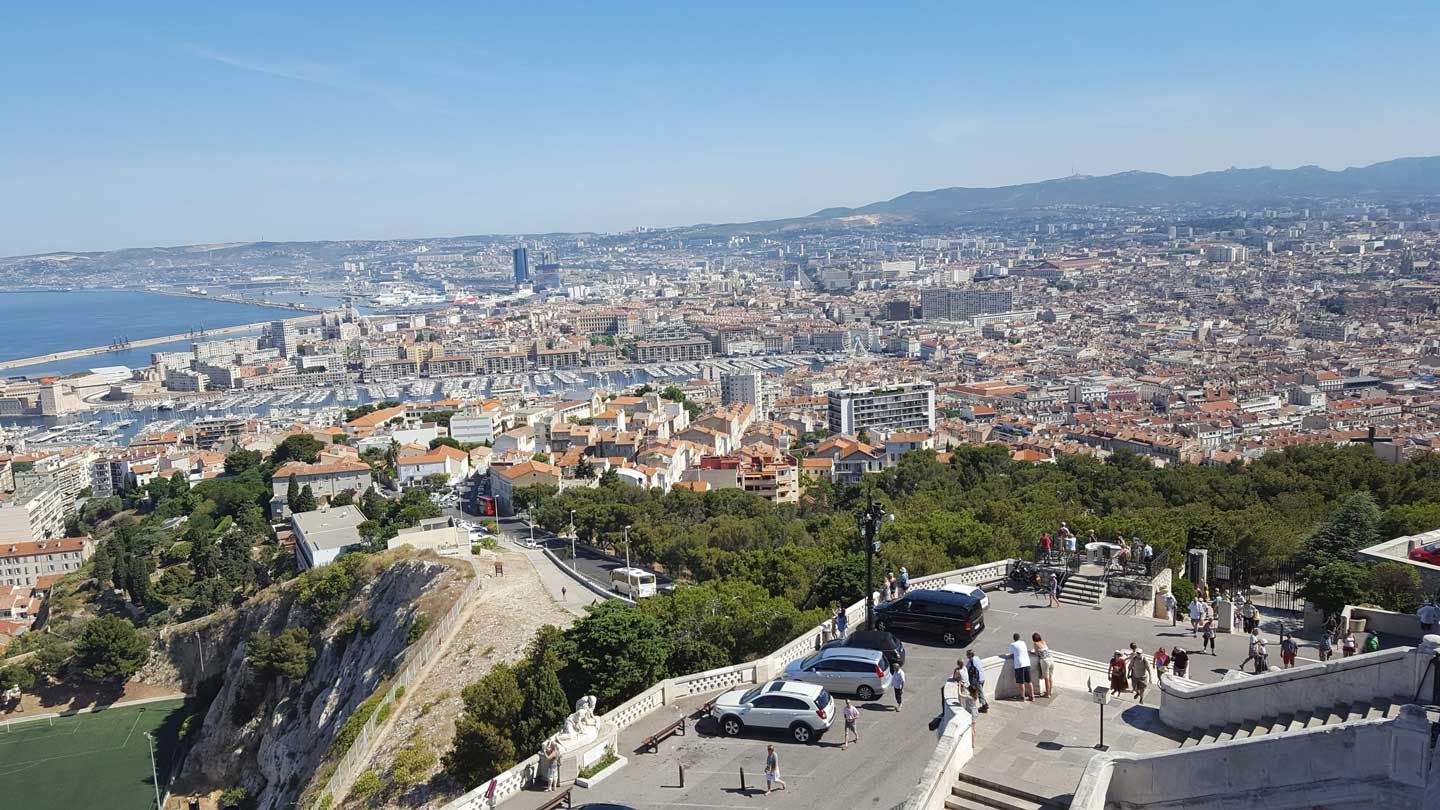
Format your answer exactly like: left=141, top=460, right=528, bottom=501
left=965, top=687, right=1184, bottom=804
left=978, top=587, right=1321, bottom=688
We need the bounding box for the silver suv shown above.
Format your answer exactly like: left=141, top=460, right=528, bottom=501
left=782, top=647, right=892, bottom=700
left=710, top=679, right=834, bottom=743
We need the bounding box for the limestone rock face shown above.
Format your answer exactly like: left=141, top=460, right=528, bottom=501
left=165, top=558, right=455, bottom=810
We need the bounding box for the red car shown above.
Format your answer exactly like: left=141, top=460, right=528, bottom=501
left=1409, top=541, right=1440, bottom=565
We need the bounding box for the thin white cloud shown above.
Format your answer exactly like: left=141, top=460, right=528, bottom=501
left=180, top=43, right=427, bottom=111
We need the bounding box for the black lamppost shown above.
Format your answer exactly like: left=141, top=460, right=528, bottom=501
left=858, top=489, right=893, bottom=628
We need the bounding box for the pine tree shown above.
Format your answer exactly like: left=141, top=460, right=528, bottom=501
left=291, top=485, right=318, bottom=514
left=1298, top=492, right=1381, bottom=573
left=285, top=475, right=300, bottom=510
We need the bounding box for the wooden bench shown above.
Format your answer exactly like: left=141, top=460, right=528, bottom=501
left=641, top=716, right=686, bottom=753
left=536, top=787, right=572, bottom=810
left=694, top=699, right=716, bottom=718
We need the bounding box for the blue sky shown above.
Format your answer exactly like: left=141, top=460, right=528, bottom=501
left=3, top=2, right=1439, bottom=255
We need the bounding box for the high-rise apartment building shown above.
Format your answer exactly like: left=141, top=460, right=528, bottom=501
left=827, top=382, right=936, bottom=436
left=513, top=247, right=530, bottom=286
left=720, top=371, right=763, bottom=409
left=269, top=319, right=299, bottom=358
left=920, top=288, right=1014, bottom=321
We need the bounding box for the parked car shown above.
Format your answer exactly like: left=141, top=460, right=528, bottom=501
left=782, top=646, right=892, bottom=700
left=1409, top=540, right=1440, bottom=566
left=872, top=588, right=985, bottom=646
left=821, top=629, right=906, bottom=667
left=710, top=679, right=834, bottom=743
left=939, top=582, right=991, bottom=610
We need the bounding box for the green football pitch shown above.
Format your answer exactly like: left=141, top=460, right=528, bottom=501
left=0, top=698, right=186, bottom=810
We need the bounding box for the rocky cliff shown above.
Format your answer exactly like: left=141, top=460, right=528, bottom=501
left=151, top=555, right=464, bottom=810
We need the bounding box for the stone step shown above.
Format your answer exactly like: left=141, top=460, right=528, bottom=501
left=950, top=783, right=1050, bottom=810
left=955, top=774, right=1063, bottom=809
left=1284, top=712, right=1311, bottom=732
left=1303, top=709, right=1329, bottom=729
left=1226, top=717, right=1261, bottom=737
left=1198, top=727, right=1222, bottom=745
left=1215, top=723, right=1243, bottom=742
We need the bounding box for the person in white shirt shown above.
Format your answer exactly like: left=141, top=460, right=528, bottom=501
left=1007, top=633, right=1035, bottom=701
left=1418, top=600, right=1440, bottom=635
left=1188, top=597, right=1205, bottom=635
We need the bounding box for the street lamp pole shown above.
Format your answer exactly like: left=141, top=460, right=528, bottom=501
left=569, top=509, right=576, bottom=561
left=623, top=524, right=632, bottom=571
left=144, top=731, right=161, bottom=810
left=858, top=489, right=889, bottom=629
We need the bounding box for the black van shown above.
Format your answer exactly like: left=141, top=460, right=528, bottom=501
left=871, top=588, right=984, bottom=646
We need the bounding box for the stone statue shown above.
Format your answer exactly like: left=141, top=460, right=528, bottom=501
left=547, top=695, right=601, bottom=749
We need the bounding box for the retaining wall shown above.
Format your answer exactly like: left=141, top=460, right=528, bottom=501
left=898, top=681, right=975, bottom=810
left=1158, top=638, right=1440, bottom=732
left=1072, top=706, right=1437, bottom=810
left=316, top=558, right=484, bottom=805
left=1351, top=605, right=1425, bottom=640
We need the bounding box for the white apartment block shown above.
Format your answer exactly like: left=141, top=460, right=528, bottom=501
left=0, top=481, right=69, bottom=544
left=827, top=382, right=936, bottom=436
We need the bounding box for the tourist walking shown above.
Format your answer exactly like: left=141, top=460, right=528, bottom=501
left=1047, top=572, right=1060, bottom=607
left=1108, top=650, right=1129, bottom=696
left=1318, top=631, right=1333, bottom=662
left=841, top=700, right=860, bottom=749
left=1342, top=629, right=1358, bottom=658
left=1171, top=646, right=1189, bottom=678
left=1127, top=644, right=1152, bottom=703
left=1280, top=633, right=1298, bottom=669
left=1201, top=617, right=1216, bottom=655
left=1153, top=646, right=1169, bottom=677
left=882, top=573, right=893, bottom=602
left=891, top=662, right=907, bottom=711
left=764, top=745, right=785, bottom=794
left=899, top=567, right=910, bottom=594
left=1420, top=599, right=1440, bottom=635
left=1163, top=590, right=1178, bottom=626
left=1041, top=532, right=1053, bottom=560
left=1364, top=631, right=1380, bottom=653
left=1241, top=629, right=1260, bottom=671
left=965, top=650, right=990, bottom=712
left=1188, top=596, right=1204, bottom=635
left=1031, top=633, right=1054, bottom=698
left=1008, top=633, right=1035, bottom=701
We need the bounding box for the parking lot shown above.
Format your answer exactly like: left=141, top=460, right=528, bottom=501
left=545, top=625, right=966, bottom=809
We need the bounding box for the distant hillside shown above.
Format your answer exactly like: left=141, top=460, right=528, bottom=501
left=812, top=156, right=1440, bottom=219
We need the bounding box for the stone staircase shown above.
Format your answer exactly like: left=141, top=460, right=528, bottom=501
left=947, top=773, right=1068, bottom=810
left=1177, top=697, right=1403, bottom=748
left=1057, top=572, right=1105, bottom=607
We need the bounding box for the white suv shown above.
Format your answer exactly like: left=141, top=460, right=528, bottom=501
left=710, top=679, right=834, bottom=744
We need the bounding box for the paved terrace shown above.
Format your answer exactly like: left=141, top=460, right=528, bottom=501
left=498, top=577, right=1340, bottom=810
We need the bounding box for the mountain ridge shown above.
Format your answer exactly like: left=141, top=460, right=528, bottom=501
left=810, top=156, right=1440, bottom=219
